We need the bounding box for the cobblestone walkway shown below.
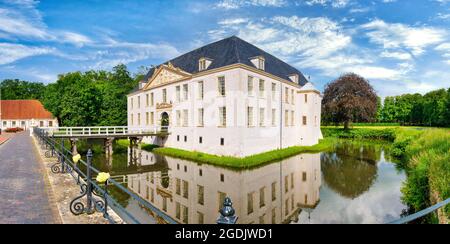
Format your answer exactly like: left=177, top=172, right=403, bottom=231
left=0, top=132, right=60, bottom=224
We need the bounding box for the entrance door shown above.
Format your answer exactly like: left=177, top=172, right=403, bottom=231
left=161, top=112, right=169, bottom=132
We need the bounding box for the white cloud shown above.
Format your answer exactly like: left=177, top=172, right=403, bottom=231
left=380, top=51, right=413, bottom=60
left=88, top=38, right=180, bottom=70
left=218, top=18, right=249, bottom=26
left=0, top=43, right=54, bottom=65
left=305, top=0, right=351, bottom=8
left=0, top=4, right=93, bottom=46
left=0, top=8, right=48, bottom=39
left=361, top=19, right=448, bottom=56
left=56, top=31, right=93, bottom=47
left=216, top=0, right=287, bottom=9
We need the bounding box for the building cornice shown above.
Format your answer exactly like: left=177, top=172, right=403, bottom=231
left=127, top=63, right=303, bottom=96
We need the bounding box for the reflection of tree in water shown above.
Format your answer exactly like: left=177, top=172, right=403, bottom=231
left=321, top=142, right=380, bottom=199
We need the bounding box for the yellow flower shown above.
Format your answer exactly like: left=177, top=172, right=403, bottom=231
left=72, top=154, right=81, bottom=163
left=96, top=172, right=110, bottom=183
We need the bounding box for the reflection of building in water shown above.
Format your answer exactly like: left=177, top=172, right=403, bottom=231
left=126, top=149, right=321, bottom=224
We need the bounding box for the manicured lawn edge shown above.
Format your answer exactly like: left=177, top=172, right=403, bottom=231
left=148, top=138, right=336, bottom=170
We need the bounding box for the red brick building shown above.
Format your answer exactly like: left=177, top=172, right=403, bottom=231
left=0, top=100, right=58, bottom=130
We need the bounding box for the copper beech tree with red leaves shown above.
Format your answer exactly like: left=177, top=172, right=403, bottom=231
left=322, top=73, right=378, bottom=129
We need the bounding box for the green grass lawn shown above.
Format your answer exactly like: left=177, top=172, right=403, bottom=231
left=151, top=138, right=336, bottom=169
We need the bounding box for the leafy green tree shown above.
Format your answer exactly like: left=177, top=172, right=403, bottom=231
left=42, top=64, right=138, bottom=126
left=0, top=79, right=46, bottom=100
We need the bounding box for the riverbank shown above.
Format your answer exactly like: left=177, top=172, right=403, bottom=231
left=390, top=128, right=450, bottom=223
left=117, top=138, right=336, bottom=169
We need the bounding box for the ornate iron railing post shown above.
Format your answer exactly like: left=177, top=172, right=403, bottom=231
left=217, top=197, right=238, bottom=224
left=103, top=180, right=109, bottom=218
left=86, top=149, right=94, bottom=214
left=60, top=139, right=65, bottom=173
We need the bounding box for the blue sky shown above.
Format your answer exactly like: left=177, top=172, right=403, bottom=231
left=0, top=0, right=449, bottom=97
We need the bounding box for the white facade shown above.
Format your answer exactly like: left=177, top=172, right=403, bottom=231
left=127, top=150, right=321, bottom=224
left=128, top=63, right=322, bottom=157
left=0, top=118, right=58, bottom=130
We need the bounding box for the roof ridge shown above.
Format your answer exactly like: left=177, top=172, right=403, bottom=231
left=231, top=36, right=241, bottom=63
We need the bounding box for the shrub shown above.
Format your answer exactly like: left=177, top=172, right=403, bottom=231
left=4, top=127, right=24, bottom=133
left=321, top=128, right=396, bottom=141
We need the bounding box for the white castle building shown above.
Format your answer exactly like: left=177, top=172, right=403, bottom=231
left=127, top=36, right=322, bottom=157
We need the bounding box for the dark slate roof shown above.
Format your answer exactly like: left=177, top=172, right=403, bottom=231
left=143, top=36, right=308, bottom=86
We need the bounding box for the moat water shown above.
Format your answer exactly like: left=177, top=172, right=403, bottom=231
left=87, top=140, right=407, bottom=224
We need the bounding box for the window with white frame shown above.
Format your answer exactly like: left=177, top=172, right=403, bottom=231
left=198, top=108, right=204, bottom=126
left=272, top=109, right=276, bottom=126
left=291, top=89, right=294, bottom=104
left=248, top=76, right=254, bottom=96
left=258, top=58, right=265, bottom=70
left=247, top=107, right=254, bottom=127
left=303, top=116, right=307, bottom=126
left=146, top=94, right=149, bottom=107
left=138, top=113, right=141, bottom=126
left=162, top=89, right=167, bottom=103
left=291, top=111, right=294, bottom=126
left=198, top=81, right=204, bottom=100
left=272, top=83, right=276, bottom=99
left=138, top=96, right=141, bottom=109
left=131, top=98, right=134, bottom=109
left=259, top=108, right=265, bottom=127
left=176, top=86, right=181, bottom=102
left=218, top=76, right=225, bottom=96
left=176, top=111, right=181, bottom=127
left=151, top=112, right=154, bottom=125
left=219, top=107, right=226, bottom=127
left=183, top=110, right=188, bottom=127
left=285, top=87, right=289, bottom=103
left=285, top=110, right=289, bottom=127
left=305, top=94, right=308, bottom=103
left=146, top=112, right=149, bottom=125
left=183, top=84, right=188, bottom=101
left=199, top=59, right=206, bottom=71
left=259, top=79, right=265, bottom=97
left=150, top=93, right=154, bottom=106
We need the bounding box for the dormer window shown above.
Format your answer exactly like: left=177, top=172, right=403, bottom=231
left=289, top=74, right=299, bottom=83
left=199, top=57, right=212, bottom=71
left=250, top=56, right=265, bottom=70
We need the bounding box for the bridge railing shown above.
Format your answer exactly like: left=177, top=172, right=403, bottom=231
left=388, top=198, right=450, bottom=224
left=33, top=127, right=177, bottom=224
left=38, top=126, right=170, bottom=137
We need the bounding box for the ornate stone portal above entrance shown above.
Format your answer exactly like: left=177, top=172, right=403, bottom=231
left=143, top=62, right=191, bottom=90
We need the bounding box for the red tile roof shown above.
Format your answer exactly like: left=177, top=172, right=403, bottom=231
left=0, top=100, right=55, bottom=120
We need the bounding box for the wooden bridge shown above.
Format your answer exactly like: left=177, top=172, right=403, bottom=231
left=36, top=126, right=169, bottom=139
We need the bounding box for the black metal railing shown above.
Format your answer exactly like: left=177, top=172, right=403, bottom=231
left=35, top=127, right=178, bottom=224
left=35, top=127, right=238, bottom=224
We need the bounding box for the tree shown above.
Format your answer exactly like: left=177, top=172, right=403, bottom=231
left=0, top=79, right=46, bottom=100
left=322, top=73, right=378, bottom=129
left=41, top=64, right=138, bottom=126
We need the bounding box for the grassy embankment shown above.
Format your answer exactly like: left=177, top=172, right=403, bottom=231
left=117, top=137, right=337, bottom=169
left=325, top=125, right=449, bottom=221
left=391, top=128, right=450, bottom=221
